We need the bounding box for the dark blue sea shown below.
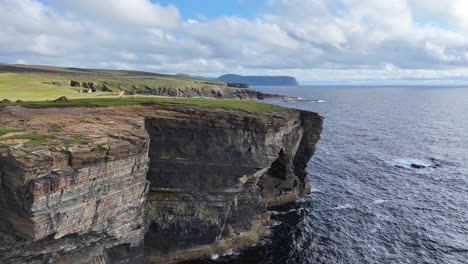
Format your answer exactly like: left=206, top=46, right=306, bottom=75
left=186, top=86, right=468, bottom=264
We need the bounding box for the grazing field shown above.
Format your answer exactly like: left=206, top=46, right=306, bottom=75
left=0, top=73, right=114, bottom=101
left=0, top=64, right=228, bottom=101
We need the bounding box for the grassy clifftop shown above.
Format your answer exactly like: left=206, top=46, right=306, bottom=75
left=0, top=64, right=228, bottom=101
left=0, top=64, right=282, bottom=112
left=18, top=97, right=283, bottom=112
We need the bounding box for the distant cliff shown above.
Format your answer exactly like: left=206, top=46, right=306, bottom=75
left=217, top=74, right=299, bottom=86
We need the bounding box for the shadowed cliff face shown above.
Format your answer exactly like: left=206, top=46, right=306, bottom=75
left=0, top=105, right=322, bottom=264
left=143, top=108, right=322, bottom=263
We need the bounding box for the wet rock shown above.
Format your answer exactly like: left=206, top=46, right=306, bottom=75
left=411, top=163, right=427, bottom=169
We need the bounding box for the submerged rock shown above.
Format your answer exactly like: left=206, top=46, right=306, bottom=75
left=411, top=163, right=427, bottom=169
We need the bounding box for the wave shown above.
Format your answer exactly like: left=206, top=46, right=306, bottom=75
left=331, top=204, right=354, bottom=210
left=210, top=249, right=240, bottom=260
left=391, top=158, right=435, bottom=170
left=270, top=208, right=303, bottom=215
left=373, top=199, right=386, bottom=205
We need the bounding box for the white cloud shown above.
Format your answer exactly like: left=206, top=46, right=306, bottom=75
left=120, top=52, right=137, bottom=61
left=187, top=19, right=199, bottom=25
left=409, top=0, right=468, bottom=31
left=2, top=0, right=468, bottom=82
left=51, top=0, right=180, bottom=28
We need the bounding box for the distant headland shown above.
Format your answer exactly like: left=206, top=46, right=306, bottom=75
left=217, top=74, right=299, bottom=86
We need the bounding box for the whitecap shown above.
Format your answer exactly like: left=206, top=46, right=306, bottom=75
left=392, top=158, right=432, bottom=170
left=269, top=208, right=302, bottom=215
left=373, top=199, right=386, bottom=205
left=331, top=204, right=353, bottom=210
left=221, top=249, right=238, bottom=256
left=268, top=221, right=282, bottom=227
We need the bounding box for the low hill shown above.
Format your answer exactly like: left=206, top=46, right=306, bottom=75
left=217, top=74, right=299, bottom=86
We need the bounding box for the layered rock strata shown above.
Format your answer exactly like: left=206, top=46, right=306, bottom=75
left=144, top=108, right=322, bottom=263
left=0, top=104, right=322, bottom=263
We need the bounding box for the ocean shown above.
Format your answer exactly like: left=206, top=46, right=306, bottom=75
left=185, top=85, right=468, bottom=264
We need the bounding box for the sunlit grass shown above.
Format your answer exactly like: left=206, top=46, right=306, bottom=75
left=19, top=97, right=284, bottom=112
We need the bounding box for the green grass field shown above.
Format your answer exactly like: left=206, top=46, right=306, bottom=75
left=0, top=64, right=283, bottom=112
left=0, top=73, right=115, bottom=101
left=0, top=64, right=228, bottom=101
left=19, top=97, right=283, bottom=112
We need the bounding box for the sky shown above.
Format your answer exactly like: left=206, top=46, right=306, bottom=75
left=3, top=0, right=468, bottom=84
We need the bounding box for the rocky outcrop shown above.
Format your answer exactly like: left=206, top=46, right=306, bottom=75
left=44, top=81, right=71, bottom=86
left=0, top=113, right=150, bottom=263
left=141, top=86, right=259, bottom=99
left=0, top=104, right=322, bottom=263
left=70, top=81, right=109, bottom=92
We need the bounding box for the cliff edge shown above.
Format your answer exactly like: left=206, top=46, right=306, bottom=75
left=0, top=103, right=322, bottom=263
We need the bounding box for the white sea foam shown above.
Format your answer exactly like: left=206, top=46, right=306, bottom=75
left=270, top=208, right=302, bottom=215
left=373, top=199, right=386, bottom=205
left=332, top=204, right=353, bottom=210
left=268, top=221, right=282, bottom=227
left=221, top=249, right=237, bottom=256
left=392, top=158, right=432, bottom=169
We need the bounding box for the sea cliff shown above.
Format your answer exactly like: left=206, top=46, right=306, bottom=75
left=0, top=103, right=322, bottom=263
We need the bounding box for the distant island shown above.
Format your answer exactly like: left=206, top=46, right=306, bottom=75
left=217, top=74, right=299, bottom=86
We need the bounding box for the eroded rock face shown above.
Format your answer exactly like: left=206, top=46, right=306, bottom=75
left=142, top=86, right=259, bottom=99
left=0, top=133, right=149, bottom=263
left=0, top=105, right=322, bottom=263
left=143, top=108, right=322, bottom=263
left=0, top=106, right=151, bottom=263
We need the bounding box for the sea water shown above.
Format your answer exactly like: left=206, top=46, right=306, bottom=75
left=185, top=85, right=468, bottom=264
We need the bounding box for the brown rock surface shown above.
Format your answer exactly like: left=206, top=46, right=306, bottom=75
left=0, top=104, right=322, bottom=263
left=53, top=96, right=71, bottom=103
